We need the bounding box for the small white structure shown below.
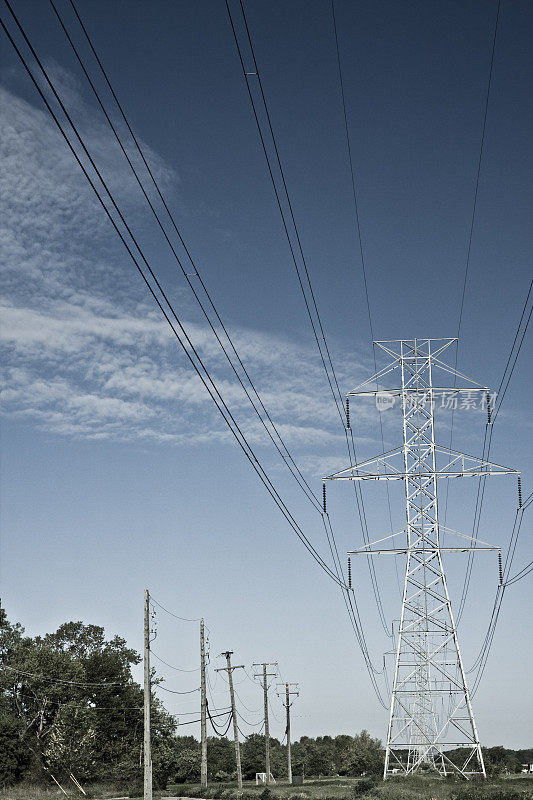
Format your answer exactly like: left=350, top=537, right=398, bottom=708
left=255, top=773, right=276, bottom=784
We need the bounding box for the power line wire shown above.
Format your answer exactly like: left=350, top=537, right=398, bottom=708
left=1, top=665, right=128, bottom=687
left=155, top=684, right=199, bottom=696
left=207, top=700, right=234, bottom=736
left=225, top=0, right=393, bottom=690
left=57, top=0, right=323, bottom=517
left=4, top=0, right=389, bottom=706
left=237, top=709, right=264, bottom=727
left=443, top=0, right=501, bottom=525
left=468, top=498, right=529, bottom=694
left=149, top=596, right=202, bottom=623
left=234, top=0, right=392, bottom=636
left=150, top=650, right=201, bottom=673
left=0, top=6, right=346, bottom=593
left=456, top=280, right=532, bottom=623
left=457, top=0, right=501, bottom=340
left=331, top=0, right=401, bottom=603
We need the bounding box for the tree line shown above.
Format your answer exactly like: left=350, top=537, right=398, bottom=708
left=1, top=609, right=530, bottom=789
left=0, top=609, right=383, bottom=788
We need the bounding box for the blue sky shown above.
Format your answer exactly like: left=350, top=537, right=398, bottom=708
left=1, top=0, right=532, bottom=749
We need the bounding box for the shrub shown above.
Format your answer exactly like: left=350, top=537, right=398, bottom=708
left=453, top=789, right=526, bottom=800
left=354, top=777, right=377, bottom=796
left=214, top=770, right=233, bottom=782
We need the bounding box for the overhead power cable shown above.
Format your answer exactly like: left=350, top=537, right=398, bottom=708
left=150, top=650, right=200, bottom=673
left=156, top=684, right=200, bottom=696
left=322, top=513, right=389, bottom=708
left=206, top=669, right=231, bottom=719
left=226, top=0, right=392, bottom=632
left=468, top=496, right=530, bottom=695
left=237, top=709, right=265, bottom=727
left=233, top=688, right=262, bottom=715
left=443, top=0, right=501, bottom=524
left=225, top=0, right=347, bottom=425
left=456, top=279, right=532, bottom=623
left=4, top=0, right=388, bottom=702
left=330, top=0, right=400, bottom=598
left=492, top=292, right=532, bottom=425
left=175, top=710, right=230, bottom=727
left=54, top=0, right=323, bottom=517
left=207, top=702, right=234, bottom=737
left=225, top=0, right=392, bottom=701
left=0, top=4, right=347, bottom=592
left=504, top=490, right=533, bottom=585
left=457, top=0, right=502, bottom=340
left=149, top=596, right=202, bottom=623
left=237, top=721, right=264, bottom=739
left=1, top=665, right=128, bottom=687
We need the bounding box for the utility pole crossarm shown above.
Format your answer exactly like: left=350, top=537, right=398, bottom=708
left=214, top=665, right=245, bottom=671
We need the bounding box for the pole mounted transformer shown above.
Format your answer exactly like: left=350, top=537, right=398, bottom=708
left=324, top=338, right=519, bottom=779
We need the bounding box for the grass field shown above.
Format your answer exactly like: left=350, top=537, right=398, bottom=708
left=166, top=775, right=533, bottom=800
left=2, top=776, right=532, bottom=800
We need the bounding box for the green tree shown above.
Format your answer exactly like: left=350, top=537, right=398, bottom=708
left=0, top=710, right=30, bottom=785
left=0, top=610, right=176, bottom=784
left=42, top=702, right=97, bottom=774
left=346, top=730, right=383, bottom=776
left=482, top=746, right=520, bottom=776
left=334, top=734, right=355, bottom=774
left=207, top=736, right=235, bottom=780
left=172, top=748, right=201, bottom=782
left=242, top=733, right=267, bottom=779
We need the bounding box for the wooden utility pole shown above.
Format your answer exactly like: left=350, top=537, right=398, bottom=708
left=277, top=683, right=299, bottom=784
left=216, top=652, right=244, bottom=789
left=200, top=619, right=207, bottom=788
left=253, top=662, right=277, bottom=783
left=143, top=589, right=152, bottom=800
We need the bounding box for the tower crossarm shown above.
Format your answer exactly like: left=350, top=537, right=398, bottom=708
left=348, top=525, right=498, bottom=554
left=324, top=445, right=518, bottom=482
left=347, top=387, right=488, bottom=398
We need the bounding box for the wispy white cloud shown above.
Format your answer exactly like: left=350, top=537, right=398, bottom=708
left=0, top=67, right=489, bottom=485
left=0, top=69, right=384, bottom=474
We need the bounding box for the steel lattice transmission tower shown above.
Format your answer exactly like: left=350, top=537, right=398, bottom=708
left=324, top=338, right=519, bottom=779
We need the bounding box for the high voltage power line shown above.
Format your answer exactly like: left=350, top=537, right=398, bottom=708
left=1, top=0, right=529, bottom=746
left=456, top=279, right=533, bottom=625
left=0, top=3, right=349, bottom=598
left=0, top=0, right=393, bottom=705
left=330, top=0, right=399, bottom=598
left=443, top=0, right=502, bottom=527
left=225, top=0, right=393, bottom=699
left=52, top=0, right=324, bottom=517
left=467, top=492, right=532, bottom=696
